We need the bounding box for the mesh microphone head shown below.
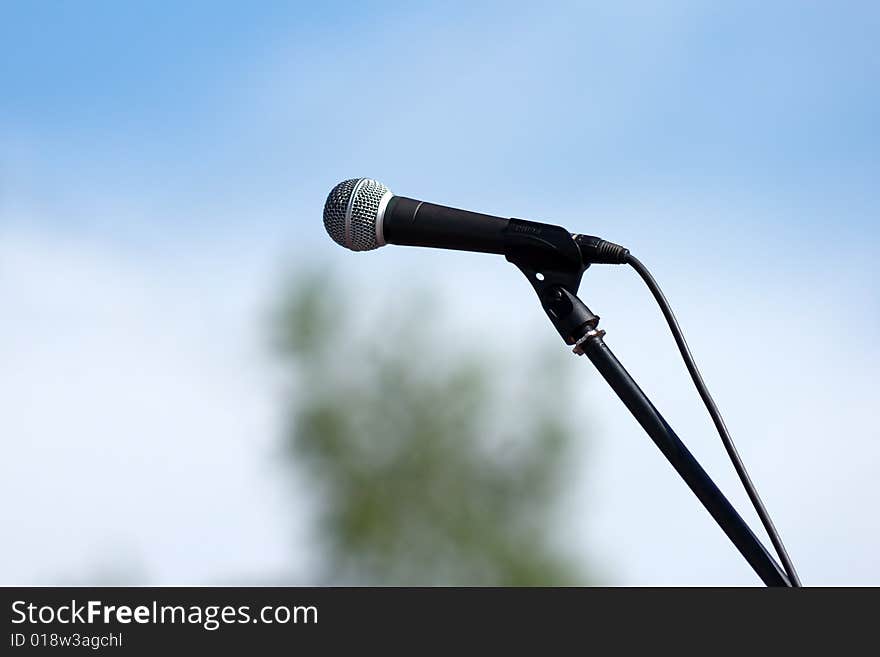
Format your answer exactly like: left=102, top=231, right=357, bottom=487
left=323, top=178, right=393, bottom=251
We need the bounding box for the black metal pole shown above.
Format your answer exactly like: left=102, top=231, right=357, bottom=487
left=580, top=335, right=791, bottom=587
left=506, top=246, right=793, bottom=586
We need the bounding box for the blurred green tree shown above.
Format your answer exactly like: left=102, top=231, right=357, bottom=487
left=276, top=271, right=588, bottom=585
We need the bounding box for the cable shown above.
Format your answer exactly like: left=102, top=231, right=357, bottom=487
left=623, top=253, right=802, bottom=587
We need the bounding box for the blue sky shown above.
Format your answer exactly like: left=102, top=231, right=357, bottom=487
left=1, top=1, right=878, bottom=584
left=4, top=1, right=878, bottom=239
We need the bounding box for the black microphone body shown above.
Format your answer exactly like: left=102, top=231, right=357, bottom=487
left=384, top=195, right=628, bottom=271
left=383, top=196, right=510, bottom=255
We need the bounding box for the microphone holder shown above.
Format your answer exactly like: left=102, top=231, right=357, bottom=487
left=506, top=238, right=792, bottom=587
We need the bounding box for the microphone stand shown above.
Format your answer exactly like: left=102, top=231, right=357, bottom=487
left=505, top=229, right=791, bottom=586
left=576, top=328, right=790, bottom=586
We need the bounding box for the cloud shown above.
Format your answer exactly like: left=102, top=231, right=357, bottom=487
left=0, top=226, right=303, bottom=583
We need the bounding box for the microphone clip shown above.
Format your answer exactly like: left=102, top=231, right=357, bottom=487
left=503, top=220, right=600, bottom=345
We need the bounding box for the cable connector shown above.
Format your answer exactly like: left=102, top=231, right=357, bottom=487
left=574, top=235, right=630, bottom=264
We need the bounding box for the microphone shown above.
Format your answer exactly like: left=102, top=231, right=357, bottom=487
left=322, top=178, right=629, bottom=266
left=320, top=179, right=804, bottom=589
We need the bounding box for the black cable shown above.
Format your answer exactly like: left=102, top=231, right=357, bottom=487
left=623, top=253, right=802, bottom=587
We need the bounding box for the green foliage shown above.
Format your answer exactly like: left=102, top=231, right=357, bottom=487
left=276, top=271, right=587, bottom=585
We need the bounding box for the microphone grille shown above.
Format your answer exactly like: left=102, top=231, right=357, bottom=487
left=323, top=178, right=392, bottom=251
